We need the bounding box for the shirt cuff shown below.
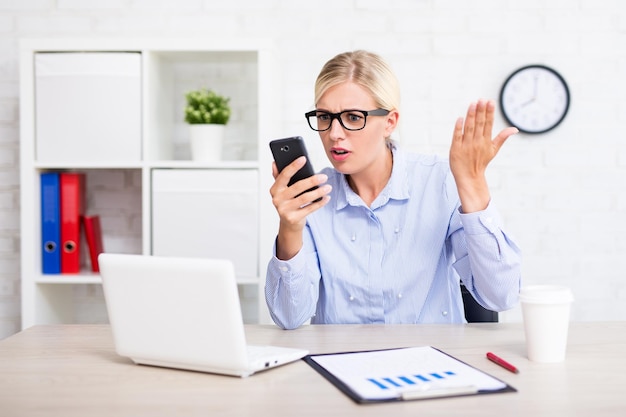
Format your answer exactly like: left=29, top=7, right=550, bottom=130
left=271, top=239, right=307, bottom=281
left=458, top=202, right=503, bottom=235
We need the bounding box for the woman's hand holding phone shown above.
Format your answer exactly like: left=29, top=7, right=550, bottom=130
left=271, top=156, right=330, bottom=205
left=269, top=137, right=332, bottom=260
left=269, top=137, right=330, bottom=206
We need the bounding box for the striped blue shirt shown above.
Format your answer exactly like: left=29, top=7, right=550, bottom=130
left=265, top=146, right=521, bottom=329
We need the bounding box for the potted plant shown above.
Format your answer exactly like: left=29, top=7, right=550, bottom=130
left=184, top=88, right=231, bottom=161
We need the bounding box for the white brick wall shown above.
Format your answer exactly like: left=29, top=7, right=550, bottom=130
left=1, top=0, right=625, bottom=338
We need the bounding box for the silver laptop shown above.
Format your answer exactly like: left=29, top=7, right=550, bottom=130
left=99, top=253, right=308, bottom=377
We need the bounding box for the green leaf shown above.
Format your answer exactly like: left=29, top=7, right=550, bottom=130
left=184, top=88, right=231, bottom=125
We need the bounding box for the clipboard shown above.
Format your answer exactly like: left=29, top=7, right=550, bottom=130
left=304, top=346, right=516, bottom=404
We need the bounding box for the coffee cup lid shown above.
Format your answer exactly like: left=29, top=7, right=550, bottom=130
left=519, top=285, right=574, bottom=304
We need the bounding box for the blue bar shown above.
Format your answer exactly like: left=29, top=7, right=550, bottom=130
left=367, top=378, right=388, bottom=390
left=430, top=373, right=444, bottom=379
left=398, top=376, right=416, bottom=385
left=383, top=377, right=402, bottom=387
left=415, top=374, right=430, bottom=382
left=445, top=371, right=455, bottom=376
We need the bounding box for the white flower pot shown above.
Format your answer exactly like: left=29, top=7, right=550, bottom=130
left=189, top=124, right=225, bottom=162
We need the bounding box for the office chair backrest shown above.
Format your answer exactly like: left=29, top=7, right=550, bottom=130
left=461, top=284, right=499, bottom=323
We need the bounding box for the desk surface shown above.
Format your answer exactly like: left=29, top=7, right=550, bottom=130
left=1, top=322, right=624, bottom=417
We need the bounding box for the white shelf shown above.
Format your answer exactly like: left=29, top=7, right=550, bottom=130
left=35, top=274, right=103, bottom=285
left=20, top=38, right=277, bottom=329
left=34, top=161, right=259, bottom=170
left=145, top=160, right=260, bottom=169
left=34, top=274, right=260, bottom=286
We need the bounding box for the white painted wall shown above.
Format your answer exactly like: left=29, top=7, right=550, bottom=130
left=1, top=0, right=625, bottom=338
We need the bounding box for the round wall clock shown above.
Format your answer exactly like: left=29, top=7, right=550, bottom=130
left=499, top=64, right=570, bottom=134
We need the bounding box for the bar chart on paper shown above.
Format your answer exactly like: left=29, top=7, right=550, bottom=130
left=367, top=370, right=459, bottom=391
left=308, top=346, right=508, bottom=401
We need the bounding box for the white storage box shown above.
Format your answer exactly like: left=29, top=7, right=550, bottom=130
left=35, top=52, right=142, bottom=163
left=151, top=169, right=259, bottom=281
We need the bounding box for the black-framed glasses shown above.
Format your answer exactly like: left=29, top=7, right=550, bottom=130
left=304, top=108, right=390, bottom=132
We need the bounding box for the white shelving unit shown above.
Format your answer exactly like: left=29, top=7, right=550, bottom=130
left=19, top=38, right=279, bottom=329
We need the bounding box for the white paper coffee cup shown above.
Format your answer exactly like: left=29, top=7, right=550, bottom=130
left=519, top=285, right=574, bottom=363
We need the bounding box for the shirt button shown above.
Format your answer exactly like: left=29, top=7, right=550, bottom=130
left=397, top=293, right=402, bottom=299
left=279, top=266, right=288, bottom=272
left=394, top=227, right=400, bottom=233
left=351, top=234, right=356, bottom=241
left=441, top=311, right=448, bottom=317
left=349, top=295, right=355, bottom=301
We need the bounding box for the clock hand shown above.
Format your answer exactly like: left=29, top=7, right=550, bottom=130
left=521, top=75, right=540, bottom=107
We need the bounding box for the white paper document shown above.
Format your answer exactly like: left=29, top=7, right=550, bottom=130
left=308, top=346, right=509, bottom=401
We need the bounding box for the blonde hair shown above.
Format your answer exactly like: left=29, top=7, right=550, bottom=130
left=314, top=50, right=400, bottom=112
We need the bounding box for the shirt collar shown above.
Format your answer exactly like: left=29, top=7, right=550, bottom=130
left=335, top=144, right=410, bottom=211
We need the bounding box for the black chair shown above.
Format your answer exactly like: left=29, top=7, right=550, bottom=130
left=461, top=284, right=498, bottom=323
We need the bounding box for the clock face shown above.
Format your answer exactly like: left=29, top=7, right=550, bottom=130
left=499, top=65, right=570, bottom=134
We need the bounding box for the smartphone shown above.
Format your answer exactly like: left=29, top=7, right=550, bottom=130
left=269, top=136, right=320, bottom=200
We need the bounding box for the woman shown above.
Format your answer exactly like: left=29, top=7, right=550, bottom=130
left=266, top=50, right=521, bottom=330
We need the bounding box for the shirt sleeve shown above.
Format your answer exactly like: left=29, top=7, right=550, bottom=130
left=264, top=225, right=321, bottom=329
left=451, top=202, right=522, bottom=311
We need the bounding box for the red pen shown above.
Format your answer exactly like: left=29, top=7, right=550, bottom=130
left=486, top=352, right=519, bottom=374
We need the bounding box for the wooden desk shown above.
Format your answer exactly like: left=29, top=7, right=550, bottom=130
left=0, top=323, right=624, bottom=416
